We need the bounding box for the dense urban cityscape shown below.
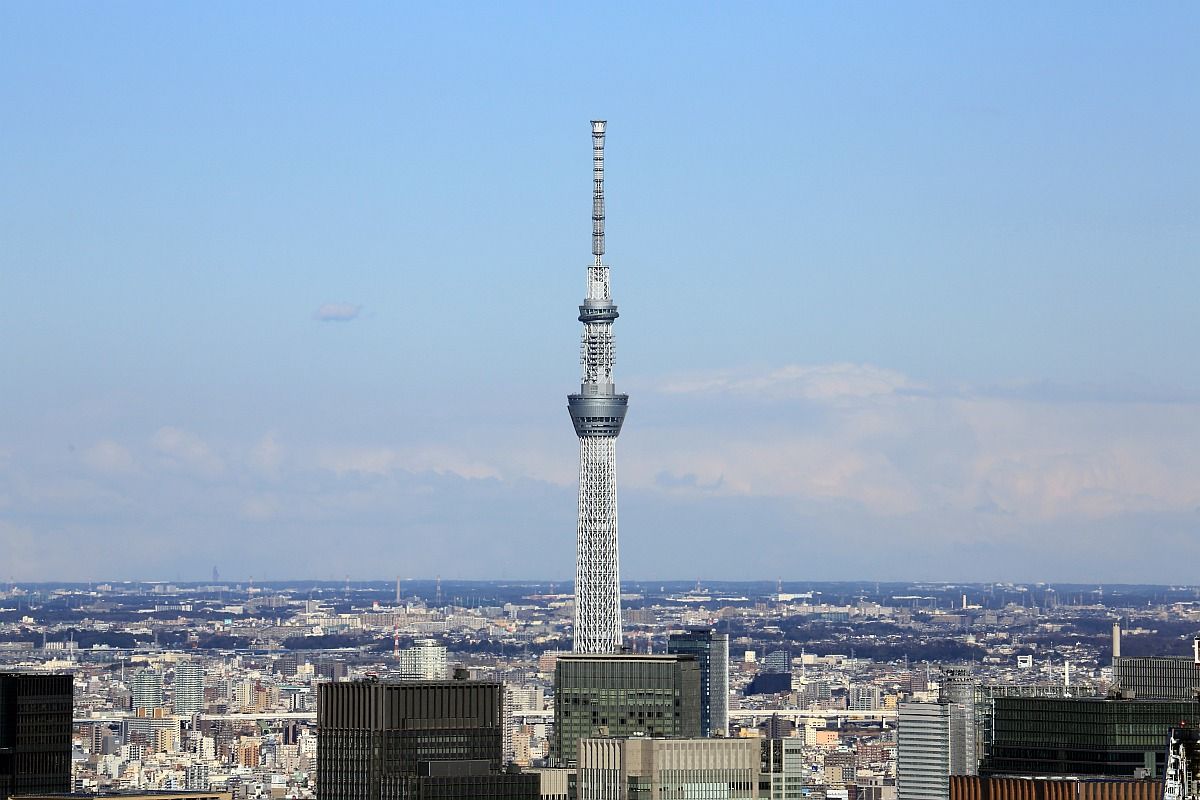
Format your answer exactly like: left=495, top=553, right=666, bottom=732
left=3, top=578, right=1200, bottom=798
left=3, top=3, right=1196, bottom=800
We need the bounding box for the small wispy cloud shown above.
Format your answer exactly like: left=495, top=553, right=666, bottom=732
left=658, top=362, right=916, bottom=402
left=314, top=303, right=362, bottom=322
left=81, top=440, right=136, bottom=474
left=151, top=426, right=224, bottom=478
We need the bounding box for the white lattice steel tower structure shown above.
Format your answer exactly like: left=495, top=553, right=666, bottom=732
left=567, top=120, right=628, bottom=654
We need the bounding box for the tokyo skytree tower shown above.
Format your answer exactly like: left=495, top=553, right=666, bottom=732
left=567, top=120, right=628, bottom=654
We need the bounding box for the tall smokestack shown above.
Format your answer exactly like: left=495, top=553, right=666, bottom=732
left=1112, top=621, right=1121, bottom=660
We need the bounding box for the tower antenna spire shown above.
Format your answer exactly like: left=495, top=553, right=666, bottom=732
left=592, top=120, right=605, bottom=264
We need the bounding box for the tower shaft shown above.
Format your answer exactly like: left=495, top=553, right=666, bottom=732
left=568, top=120, right=627, bottom=654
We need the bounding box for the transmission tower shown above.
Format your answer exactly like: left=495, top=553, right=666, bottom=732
left=567, top=120, right=628, bottom=653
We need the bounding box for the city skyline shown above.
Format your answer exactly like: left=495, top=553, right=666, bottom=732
left=1, top=4, right=1197, bottom=582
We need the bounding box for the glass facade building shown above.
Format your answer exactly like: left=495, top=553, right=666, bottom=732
left=1113, top=656, right=1200, bottom=701
left=940, top=667, right=977, bottom=776
left=973, top=683, right=1095, bottom=768
left=317, top=679, right=537, bottom=800
left=982, top=697, right=1200, bottom=779
left=0, top=673, right=73, bottom=799
left=761, top=737, right=807, bottom=799
left=667, top=628, right=729, bottom=737
left=553, top=654, right=701, bottom=767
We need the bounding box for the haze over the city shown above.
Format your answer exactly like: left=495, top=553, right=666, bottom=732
left=1, top=3, right=1197, bottom=582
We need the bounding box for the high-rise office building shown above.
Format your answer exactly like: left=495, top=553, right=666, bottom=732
left=972, top=683, right=1090, bottom=770
left=1113, top=655, right=1200, bottom=700
left=982, top=696, right=1200, bottom=779
left=897, top=684, right=976, bottom=788
left=276, top=653, right=301, bottom=678
left=576, top=737, right=759, bottom=799
left=132, top=669, right=164, bottom=711
left=567, top=120, right=629, bottom=655
left=940, top=667, right=977, bottom=776
left=744, top=671, right=792, bottom=697
left=174, top=662, right=204, bottom=716
left=897, top=701, right=952, bottom=800
left=761, top=737, right=807, bottom=799
left=317, top=679, right=538, bottom=800
left=0, top=673, right=73, bottom=798
left=761, top=650, right=791, bottom=675
left=553, top=654, right=701, bottom=767
left=317, top=659, right=349, bottom=682
left=667, top=628, right=729, bottom=737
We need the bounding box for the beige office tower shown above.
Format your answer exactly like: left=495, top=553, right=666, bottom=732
left=577, top=737, right=760, bottom=799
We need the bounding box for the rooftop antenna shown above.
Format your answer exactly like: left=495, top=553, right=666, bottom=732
left=592, top=120, right=605, bottom=262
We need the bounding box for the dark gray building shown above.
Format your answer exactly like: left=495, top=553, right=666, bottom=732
left=552, top=653, right=701, bottom=767
left=1114, top=655, right=1200, bottom=700
left=972, top=683, right=1092, bottom=769
left=317, top=679, right=537, bottom=800
left=667, top=628, right=729, bottom=737
left=0, top=673, right=73, bottom=798
left=982, top=696, right=1200, bottom=779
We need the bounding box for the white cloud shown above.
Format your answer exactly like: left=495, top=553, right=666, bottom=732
left=248, top=433, right=284, bottom=478
left=314, top=445, right=502, bottom=481
left=314, top=303, right=362, bottom=322
left=659, top=362, right=916, bottom=402
left=635, top=363, right=1200, bottom=524
left=151, top=426, right=224, bottom=478
left=81, top=440, right=136, bottom=473
left=315, top=446, right=397, bottom=475
left=240, top=494, right=280, bottom=521
left=1, top=363, right=1196, bottom=581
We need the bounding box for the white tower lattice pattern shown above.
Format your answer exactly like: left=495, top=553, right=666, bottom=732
left=567, top=120, right=627, bottom=654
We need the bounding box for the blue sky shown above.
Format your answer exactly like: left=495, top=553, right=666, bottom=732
left=1, top=3, right=1197, bottom=582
